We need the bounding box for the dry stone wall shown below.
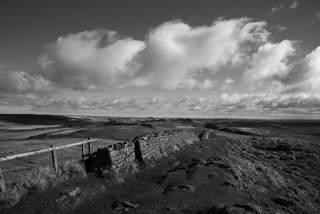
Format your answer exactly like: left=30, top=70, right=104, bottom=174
left=107, top=140, right=136, bottom=169
left=100, top=129, right=199, bottom=171
left=138, top=129, right=198, bottom=163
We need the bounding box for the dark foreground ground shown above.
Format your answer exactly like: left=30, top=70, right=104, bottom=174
left=1, top=115, right=320, bottom=214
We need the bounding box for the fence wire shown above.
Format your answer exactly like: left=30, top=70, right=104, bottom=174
left=0, top=138, right=118, bottom=186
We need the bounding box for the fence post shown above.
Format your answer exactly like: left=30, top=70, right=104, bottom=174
left=0, top=167, right=6, bottom=193
left=50, top=145, right=58, bottom=172
left=81, top=143, right=86, bottom=160
left=87, top=138, right=91, bottom=157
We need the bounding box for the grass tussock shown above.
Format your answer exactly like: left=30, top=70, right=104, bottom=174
left=0, top=186, right=20, bottom=208
left=226, top=154, right=286, bottom=191
left=61, top=160, right=87, bottom=179
left=21, top=167, right=58, bottom=191
left=221, top=137, right=288, bottom=194
left=0, top=159, right=87, bottom=208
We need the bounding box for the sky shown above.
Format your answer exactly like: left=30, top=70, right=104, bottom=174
left=1, top=0, right=320, bottom=118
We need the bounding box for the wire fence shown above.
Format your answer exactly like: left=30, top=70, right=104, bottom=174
left=0, top=138, right=119, bottom=187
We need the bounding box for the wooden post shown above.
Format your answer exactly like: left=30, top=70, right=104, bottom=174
left=50, top=145, right=58, bottom=172
left=81, top=143, right=86, bottom=160
left=0, top=167, right=6, bottom=193
left=87, top=139, right=91, bottom=157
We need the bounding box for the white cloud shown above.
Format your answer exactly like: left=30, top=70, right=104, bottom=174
left=39, top=30, right=145, bottom=90
left=270, top=4, right=284, bottom=14
left=167, top=93, right=320, bottom=117
left=290, top=0, right=299, bottom=10
left=39, top=18, right=269, bottom=91
left=303, top=46, right=320, bottom=92
left=2, top=94, right=165, bottom=115
left=174, top=78, right=215, bottom=90
left=218, top=93, right=320, bottom=116
left=132, top=18, right=269, bottom=90
left=0, top=65, right=51, bottom=94
left=2, top=90, right=320, bottom=117
left=244, top=40, right=296, bottom=91
left=224, top=78, right=235, bottom=85
left=0, top=17, right=316, bottom=117
left=278, top=26, right=288, bottom=32
left=203, top=79, right=215, bottom=90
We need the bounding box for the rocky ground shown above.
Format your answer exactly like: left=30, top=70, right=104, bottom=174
left=2, top=128, right=320, bottom=214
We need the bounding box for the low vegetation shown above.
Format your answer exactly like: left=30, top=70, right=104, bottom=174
left=0, top=160, right=87, bottom=208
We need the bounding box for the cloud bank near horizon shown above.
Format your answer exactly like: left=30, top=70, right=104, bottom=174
left=1, top=17, right=320, bottom=117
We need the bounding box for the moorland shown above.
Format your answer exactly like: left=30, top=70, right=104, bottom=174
left=0, top=114, right=320, bottom=214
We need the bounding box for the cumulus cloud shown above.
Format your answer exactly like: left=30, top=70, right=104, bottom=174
left=39, top=30, right=145, bottom=90
left=0, top=64, right=51, bottom=94
left=1, top=17, right=319, bottom=117
left=39, top=18, right=269, bottom=90
left=244, top=40, right=296, bottom=91
left=303, top=47, right=320, bottom=92
left=131, top=18, right=269, bottom=90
